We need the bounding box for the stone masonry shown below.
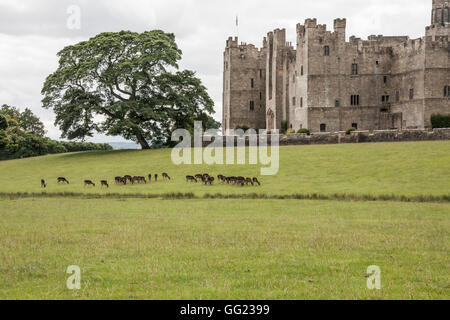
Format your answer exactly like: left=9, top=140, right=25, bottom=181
left=222, top=0, right=450, bottom=134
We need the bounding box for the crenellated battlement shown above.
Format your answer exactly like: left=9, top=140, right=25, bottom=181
left=223, top=0, right=450, bottom=135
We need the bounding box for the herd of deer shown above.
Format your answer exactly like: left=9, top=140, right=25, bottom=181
left=40, top=173, right=261, bottom=188
left=186, top=174, right=261, bottom=186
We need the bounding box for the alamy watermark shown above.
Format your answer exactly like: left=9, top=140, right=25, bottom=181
left=66, top=265, right=81, bottom=290
left=171, top=122, right=280, bottom=175
left=67, top=5, right=81, bottom=30
left=366, top=265, right=381, bottom=290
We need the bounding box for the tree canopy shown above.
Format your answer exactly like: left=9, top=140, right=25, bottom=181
left=42, top=30, right=219, bottom=149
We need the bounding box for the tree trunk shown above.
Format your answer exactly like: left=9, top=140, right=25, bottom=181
left=135, top=130, right=151, bottom=150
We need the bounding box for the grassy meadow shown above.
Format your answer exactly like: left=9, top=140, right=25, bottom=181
left=0, top=141, right=448, bottom=198
left=0, top=141, right=449, bottom=299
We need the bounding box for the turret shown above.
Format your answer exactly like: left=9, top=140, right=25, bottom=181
left=334, top=18, right=346, bottom=42
left=431, top=0, right=449, bottom=26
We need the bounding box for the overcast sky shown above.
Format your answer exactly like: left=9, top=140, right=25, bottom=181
left=0, top=0, right=430, bottom=142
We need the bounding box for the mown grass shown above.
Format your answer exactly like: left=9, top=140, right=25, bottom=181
left=0, top=141, right=449, bottom=198
left=0, top=141, right=448, bottom=300
left=0, top=198, right=448, bottom=300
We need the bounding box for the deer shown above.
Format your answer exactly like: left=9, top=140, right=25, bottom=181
left=186, top=176, right=197, bottom=183
left=124, top=175, right=133, bottom=184
left=204, top=176, right=215, bottom=185
left=148, top=174, right=152, bottom=182
left=253, top=178, right=261, bottom=186
left=57, top=177, right=69, bottom=184
left=245, top=178, right=254, bottom=186
left=101, top=180, right=109, bottom=188
left=84, top=180, right=95, bottom=187
left=162, top=173, right=171, bottom=180
left=41, top=179, right=46, bottom=188
left=154, top=174, right=158, bottom=182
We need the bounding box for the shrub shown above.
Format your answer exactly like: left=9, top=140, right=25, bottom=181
left=281, top=120, right=289, bottom=134
left=346, top=128, right=357, bottom=135
left=431, top=114, right=450, bottom=129
left=235, top=125, right=250, bottom=132
left=297, top=129, right=310, bottom=135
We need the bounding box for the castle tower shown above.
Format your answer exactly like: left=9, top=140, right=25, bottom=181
left=431, top=0, right=449, bottom=26
left=427, top=0, right=450, bottom=38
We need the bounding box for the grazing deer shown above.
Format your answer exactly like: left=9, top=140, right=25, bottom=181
left=195, top=174, right=204, bottom=180
left=235, top=177, right=246, bottom=186
left=154, top=174, right=158, bottom=182
left=246, top=178, right=254, bottom=186
left=162, top=173, right=171, bottom=180
left=186, top=176, right=197, bottom=183
left=116, top=177, right=126, bottom=185
left=101, top=180, right=109, bottom=188
left=41, top=179, right=46, bottom=188
left=148, top=174, right=152, bottom=182
left=253, top=178, right=261, bottom=186
left=57, top=177, right=69, bottom=184
left=115, top=177, right=126, bottom=185
left=84, top=180, right=95, bottom=187
left=204, top=176, right=215, bottom=185
left=124, top=175, right=133, bottom=184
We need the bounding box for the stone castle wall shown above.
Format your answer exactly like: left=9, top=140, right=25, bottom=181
left=205, top=128, right=450, bottom=147
left=223, top=0, right=450, bottom=134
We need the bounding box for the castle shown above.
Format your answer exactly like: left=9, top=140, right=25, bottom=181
left=222, top=0, right=449, bottom=133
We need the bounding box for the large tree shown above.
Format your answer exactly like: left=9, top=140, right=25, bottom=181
left=42, top=30, right=219, bottom=149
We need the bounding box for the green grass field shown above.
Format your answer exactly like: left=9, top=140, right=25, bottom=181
left=0, top=141, right=449, bottom=299
left=0, top=141, right=449, bottom=198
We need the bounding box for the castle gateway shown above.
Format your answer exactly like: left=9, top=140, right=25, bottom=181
left=222, top=0, right=450, bottom=133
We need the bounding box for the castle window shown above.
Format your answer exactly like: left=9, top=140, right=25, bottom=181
left=250, top=101, right=255, bottom=111
left=251, top=78, right=254, bottom=88
left=383, top=76, right=388, bottom=84
left=396, top=91, right=400, bottom=102
left=260, top=92, right=262, bottom=100
left=301, top=65, right=304, bottom=76
left=444, top=86, right=450, bottom=97
left=335, top=100, right=340, bottom=107
left=409, top=88, right=414, bottom=100
left=376, top=61, right=379, bottom=66
left=324, top=46, right=330, bottom=56
left=382, top=95, right=390, bottom=104
left=351, top=95, right=360, bottom=106
left=351, top=64, right=358, bottom=75
left=320, top=124, right=327, bottom=132
left=352, top=123, right=358, bottom=130
left=292, top=97, right=296, bottom=106
left=300, top=97, right=303, bottom=108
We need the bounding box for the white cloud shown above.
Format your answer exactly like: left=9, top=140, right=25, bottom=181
left=0, top=0, right=432, bottom=142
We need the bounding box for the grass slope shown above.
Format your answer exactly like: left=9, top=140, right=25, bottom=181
left=0, top=141, right=449, bottom=198
left=0, top=198, right=448, bottom=300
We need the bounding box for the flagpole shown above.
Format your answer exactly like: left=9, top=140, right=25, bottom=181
left=236, top=14, right=239, bottom=41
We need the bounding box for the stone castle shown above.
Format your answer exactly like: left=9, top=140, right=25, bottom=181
left=222, top=0, right=449, bottom=133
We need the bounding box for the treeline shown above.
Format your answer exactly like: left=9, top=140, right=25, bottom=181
left=0, top=104, right=112, bottom=160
